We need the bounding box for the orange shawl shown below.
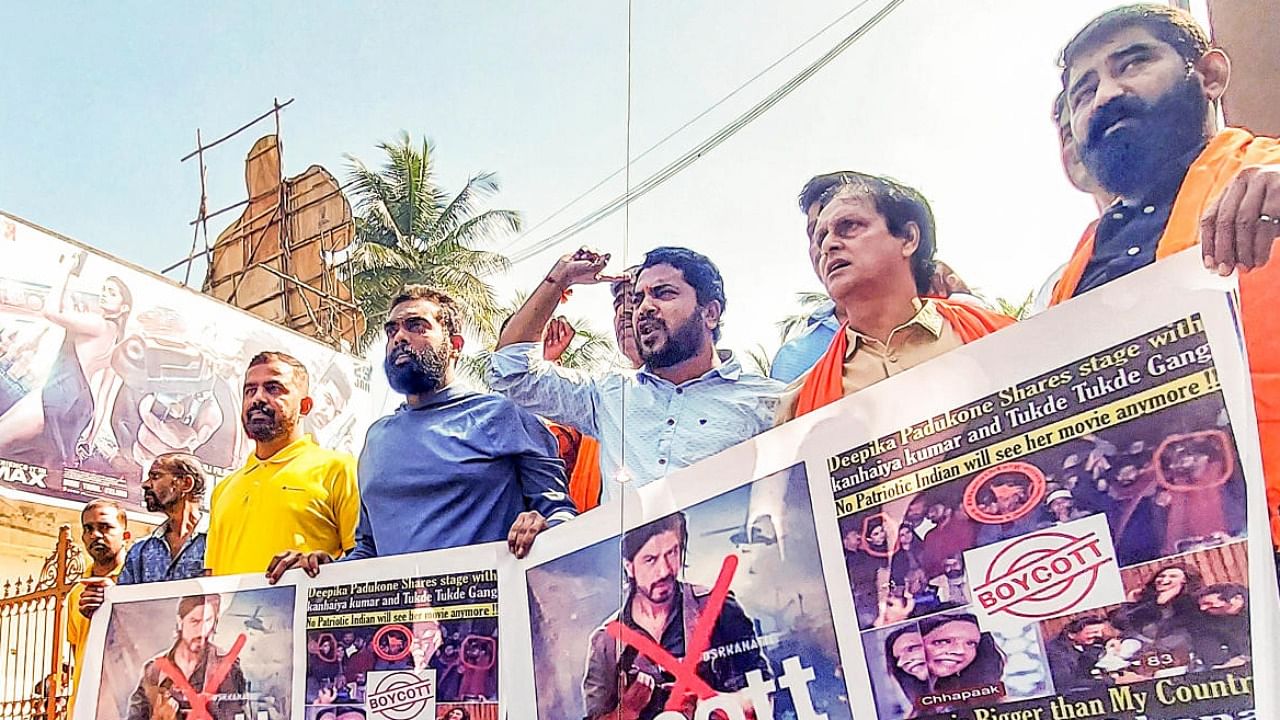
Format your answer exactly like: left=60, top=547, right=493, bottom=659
left=1049, top=129, right=1280, bottom=543
left=568, top=436, right=602, bottom=512
left=791, top=299, right=1015, bottom=418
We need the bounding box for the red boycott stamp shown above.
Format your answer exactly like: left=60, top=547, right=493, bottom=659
left=367, top=670, right=437, bottom=720
left=967, top=514, right=1123, bottom=628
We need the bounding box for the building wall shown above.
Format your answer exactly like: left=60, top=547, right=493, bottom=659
left=0, top=496, right=153, bottom=584
left=1209, top=0, right=1280, bottom=136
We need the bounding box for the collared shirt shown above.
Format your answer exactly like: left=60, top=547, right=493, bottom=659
left=118, top=513, right=209, bottom=585
left=1075, top=143, right=1206, bottom=296
left=347, top=383, right=575, bottom=560
left=205, top=435, right=359, bottom=576
left=487, top=344, right=782, bottom=502
left=770, top=300, right=841, bottom=382
left=775, top=299, right=961, bottom=424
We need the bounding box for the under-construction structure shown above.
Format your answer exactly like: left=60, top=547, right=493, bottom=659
left=168, top=99, right=365, bottom=350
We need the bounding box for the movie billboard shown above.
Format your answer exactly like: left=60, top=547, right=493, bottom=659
left=0, top=212, right=370, bottom=513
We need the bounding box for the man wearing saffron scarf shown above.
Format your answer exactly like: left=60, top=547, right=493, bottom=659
left=1048, top=4, right=1280, bottom=548
left=775, top=172, right=1013, bottom=423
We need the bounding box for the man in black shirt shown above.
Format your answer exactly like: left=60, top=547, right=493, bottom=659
left=1192, top=583, right=1250, bottom=669
left=1045, top=616, right=1111, bottom=694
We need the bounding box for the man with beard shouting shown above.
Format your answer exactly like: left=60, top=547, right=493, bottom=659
left=489, top=246, right=782, bottom=500
left=1047, top=4, right=1280, bottom=548
left=268, top=286, right=572, bottom=579
left=205, top=352, right=359, bottom=577
left=66, top=498, right=130, bottom=715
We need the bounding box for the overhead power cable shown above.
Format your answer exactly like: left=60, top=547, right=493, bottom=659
left=498, top=0, right=881, bottom=256
left=505, top=0, right=907, bottom=266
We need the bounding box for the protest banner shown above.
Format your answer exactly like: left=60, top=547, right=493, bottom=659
left=779, top=252, right=1277, bottom=720
left=0, top=211, right=370, bottom=513
left=74, top=544, right=505, bottom=720
left=504, top=251, right=1275, bottom=720
left=302, top=545, right=503, bottom=720
left=74, top=574, right=298, bottom=720
left=71, top=253, right=1276, bottom=720
left=505, top=463, right=852, bottom=720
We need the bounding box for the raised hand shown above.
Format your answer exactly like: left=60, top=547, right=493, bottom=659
left=547, top=248, right=627, bottom=288
left=542, top=317, right=577, bottom=363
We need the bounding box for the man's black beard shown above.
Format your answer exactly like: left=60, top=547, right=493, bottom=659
left=385, top=342, right=449, bottom=396
left=243, top=403, right=287, bottom=442
left=1081, top=74, right=1209, bottom=198
left=142, top=491, right=177, bottom=514
left=640, top=313, right=706, bottom=370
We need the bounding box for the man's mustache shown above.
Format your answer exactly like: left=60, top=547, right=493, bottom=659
left=245, top=403, right=275, bottom=419
left=1086, top=95, right=1149, bottom=145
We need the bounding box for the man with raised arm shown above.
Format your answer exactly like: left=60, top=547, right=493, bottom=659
left=488, top=246, right=782, bottom=501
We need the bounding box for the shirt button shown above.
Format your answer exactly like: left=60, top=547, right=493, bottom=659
left=1111, top=211, right=1125, bottom=220
left=1126, top=246, right=1141, bottom=256
left=666, top=418, right=675, bottom=426
left=887, top=354, right=899, bottom=363
left=1142, top=205, right=1156, bottom=214
left=676, top=388, right=684, bottom=395
left=658, top=458, right=667, bottom=465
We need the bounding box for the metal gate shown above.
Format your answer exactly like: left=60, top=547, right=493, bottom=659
left=0, top=526, right=84, bottom=720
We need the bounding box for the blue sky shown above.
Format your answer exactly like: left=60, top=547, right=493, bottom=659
left=1, top=1, right=1146, bottom=360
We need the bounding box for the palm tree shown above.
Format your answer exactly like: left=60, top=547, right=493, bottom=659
left=340, top=132, right=519, bottom=350
left=776, top=291, right=832, bottom=343
left=994, top=291, right=1035, bottom=320
left=741, top=343, right=776, bottom=378
left=455, top=292, right=617, bottom=387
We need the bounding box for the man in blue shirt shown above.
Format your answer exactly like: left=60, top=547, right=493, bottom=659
left=489, top=246, right=782, bottom=500
left=769, top=300, right=840, bottom=383
left=118, top=452, right=209, bottom=584
left=76, top=453, right=208, bottom=621
left=268, top=286, right=574, bottom=581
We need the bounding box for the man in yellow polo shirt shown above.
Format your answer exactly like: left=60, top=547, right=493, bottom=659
left=66, top=498, right=130, bottom=716
left=206, top=351, right=359, bottom=576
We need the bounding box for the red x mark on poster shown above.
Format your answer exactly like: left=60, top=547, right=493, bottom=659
left=606, top=554, right=739, bottom=712
left=154, top=633, right=247, bottom=720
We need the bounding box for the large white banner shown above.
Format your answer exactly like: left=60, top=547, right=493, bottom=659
left=76, top=252, right=1277, bottom=720
left=0, top=212, right=370, bottom=513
